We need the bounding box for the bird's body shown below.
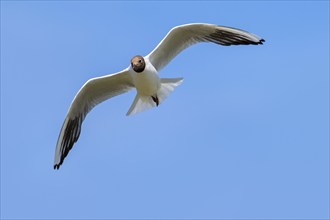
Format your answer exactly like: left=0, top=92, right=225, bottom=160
left=131, top=58, right=160, bottom=97
left=54, top=23, right=265, bottom=169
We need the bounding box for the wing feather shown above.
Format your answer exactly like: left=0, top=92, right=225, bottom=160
left=146, top=23, right=265, bottom=71
left=54, top=69, right=134, bottom=169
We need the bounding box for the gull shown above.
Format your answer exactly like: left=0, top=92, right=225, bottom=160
left=54, top=23, right=265, bottom=169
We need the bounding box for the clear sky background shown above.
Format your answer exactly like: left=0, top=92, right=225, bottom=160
left=1, top=1, right=329, bottom=219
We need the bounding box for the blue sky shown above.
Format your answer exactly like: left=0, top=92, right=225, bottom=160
left=1, top=1, right=329, bottom=219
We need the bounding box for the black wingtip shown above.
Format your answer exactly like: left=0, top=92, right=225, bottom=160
left=259, top=39, right=265, bottom=44
left=54, top=115, right=82, bottom=171
left=54, top=164, right=60, bottom=170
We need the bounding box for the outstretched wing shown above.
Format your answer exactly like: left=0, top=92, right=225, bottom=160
left=146, top=23, right=265, bottom=71
left=54, top=69, right=134, bottom=169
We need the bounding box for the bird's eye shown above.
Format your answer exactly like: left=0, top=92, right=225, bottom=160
left=138, top=59, right=142, bottom=63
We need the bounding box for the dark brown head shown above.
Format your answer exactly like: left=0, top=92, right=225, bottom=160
left=131, top=55, right=145, bottom=73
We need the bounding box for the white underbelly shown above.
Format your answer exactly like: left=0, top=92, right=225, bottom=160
left=134, top=71, right=160, bottom=96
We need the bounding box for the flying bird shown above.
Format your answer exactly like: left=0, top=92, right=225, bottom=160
left=54, top=23, right=265, bottom=169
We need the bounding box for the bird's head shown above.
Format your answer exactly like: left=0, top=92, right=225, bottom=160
left=131, top=55, right=145, bottom=73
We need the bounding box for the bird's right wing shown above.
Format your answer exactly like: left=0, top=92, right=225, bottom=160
left=54, top=69, right=134, bottom=169
left=146, top=23, right=265, bottom=71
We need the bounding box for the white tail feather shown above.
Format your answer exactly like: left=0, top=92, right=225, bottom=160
left=126, top=94, right=156, bottom=116
left=158, top=78, right=183, bottom=103
left=126, top=77, right=183, bottom=116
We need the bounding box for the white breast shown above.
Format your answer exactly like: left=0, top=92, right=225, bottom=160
left=131, top=58, right=160, bottom=96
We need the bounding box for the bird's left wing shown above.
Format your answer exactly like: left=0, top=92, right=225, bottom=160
left=54, top=69, right=134, bottom=169
left=146, top=23, right=265, bottom=71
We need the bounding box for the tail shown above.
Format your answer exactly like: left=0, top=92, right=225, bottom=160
left=126, top=77, right=183, bottom=116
